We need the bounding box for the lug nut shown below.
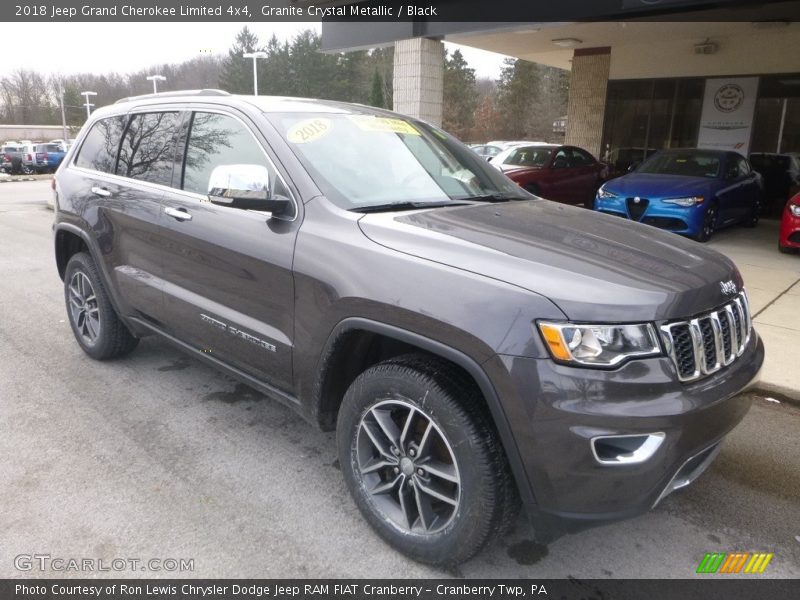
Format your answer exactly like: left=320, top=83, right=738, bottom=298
left=417, top=468, right=424, bottom=476
left=409, top=448, right=416, bottom=457
left=393, top=467, right=400, bottom=474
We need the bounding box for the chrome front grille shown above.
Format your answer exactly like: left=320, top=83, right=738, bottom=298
left=660, top=292, right=751, bottom=382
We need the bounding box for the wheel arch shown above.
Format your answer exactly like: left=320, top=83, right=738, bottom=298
left=311, top=317, right=538, bottom=517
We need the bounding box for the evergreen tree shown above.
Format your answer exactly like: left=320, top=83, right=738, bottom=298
left=369, top=70, right=385, bottom=108
left=219, top=26, right=261, bottom=94
left=443, top=49, right=477, bottom=139
left=495, top=58, right=542, bottom=140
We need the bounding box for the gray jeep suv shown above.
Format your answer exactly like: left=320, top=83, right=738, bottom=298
left=53, top=90, right=763, bottom=566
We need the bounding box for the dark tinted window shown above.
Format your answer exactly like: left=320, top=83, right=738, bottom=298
left=182, top=112, right=267, bottom=195
left=75, top=116, right=127, bottom=173
left=570, top=148, right=595, bottom=166
left=639, top=151, right=721, bottom=178
left=117, top=112, right=181, bottom=185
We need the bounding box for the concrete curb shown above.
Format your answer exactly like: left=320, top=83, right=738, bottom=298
left=0, top=175, right=51, bottom=183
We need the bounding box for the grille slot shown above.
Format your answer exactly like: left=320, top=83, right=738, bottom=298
left=660, top=292, right=752, bottom=383
left=626, top=197, right=649, bottom=221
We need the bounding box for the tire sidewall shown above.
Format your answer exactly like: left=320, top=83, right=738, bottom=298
left=337, top=368, right=494, bottom=565
left=64, top=253, right=114, bottom=359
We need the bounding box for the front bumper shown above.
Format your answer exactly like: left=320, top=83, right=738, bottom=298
left=779, top=211, right=800, bottom=248
left=595, top=195, right=703, bottom=236
left=485, top=331, right=764, bottom=538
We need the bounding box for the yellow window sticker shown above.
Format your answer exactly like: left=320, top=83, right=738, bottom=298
left=348, top=115, right=420, bottom=136
left=287, top=118, right=332, bottom=144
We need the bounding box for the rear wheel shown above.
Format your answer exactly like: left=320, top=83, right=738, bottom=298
left=64, top=252, right=139, bottom=360
left=336, top=354, right=519, bottom=566
left=744, top=198, right=761, bottom=228
left=20, top=164, right=34, bottom=175
left=694, top=203, right=718, bottom=242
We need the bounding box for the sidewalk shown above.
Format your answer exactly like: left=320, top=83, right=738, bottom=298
left=709, top=219, right=800, bottom=403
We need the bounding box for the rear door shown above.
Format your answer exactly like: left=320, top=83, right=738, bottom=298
left=158, top=109, right=300, bottom=391
left=68, top=113, right=176, bottom=323
left=567, top=146, right=601, bottom=205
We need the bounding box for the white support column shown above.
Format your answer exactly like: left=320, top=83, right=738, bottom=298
left=392, top=38, right=444, bottom=126
left=565, top=47, right=611, bottom=158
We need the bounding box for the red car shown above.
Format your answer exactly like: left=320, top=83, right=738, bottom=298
left=779, top=191, right=800, bottom=253
left=493, top=144, right=608, bottom=206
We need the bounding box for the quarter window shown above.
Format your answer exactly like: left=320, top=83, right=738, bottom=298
left=117, top=112, right=182, bottom=185
left=75, top=116, right=127, bottom=174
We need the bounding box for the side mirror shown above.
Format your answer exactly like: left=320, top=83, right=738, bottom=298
left=207, top=164, right=292, bottom=217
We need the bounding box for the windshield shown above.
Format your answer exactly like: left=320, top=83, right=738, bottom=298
left=495, top=145, right=554, bottom=168
left=638, top=152, right=722, bottom=178
left=266, top=112, right=526, bottom=209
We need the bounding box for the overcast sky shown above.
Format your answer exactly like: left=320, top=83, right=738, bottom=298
left=2, top=22, right=509, bottom=81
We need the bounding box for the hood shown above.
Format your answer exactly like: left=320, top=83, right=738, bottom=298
left=358, top=200, right=742, bottom=322
left=605, top=173, right=715, bottom=199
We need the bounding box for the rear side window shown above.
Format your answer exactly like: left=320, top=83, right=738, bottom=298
left=117, top=112, right=182, bottom=185
left=75, top=116, right=127, bottom=173
left=182, top=112, right=267, bottom=195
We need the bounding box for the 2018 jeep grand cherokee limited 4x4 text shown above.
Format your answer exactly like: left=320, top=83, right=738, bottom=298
left=53, top=90, right=764, bottom=566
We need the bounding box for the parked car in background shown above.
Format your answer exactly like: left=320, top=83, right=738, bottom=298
left=1, top=142, right=34, bottom=174
left=494, top=144, right=608, bottom=206
left=779, top=191, right=800, bottom=253
left=749, top=152, right=800, bottom=216
left=595, top=149, right=762, bottom=242
left=469, top=144, right=502, bottom=161
left=33, top=142, right=67, bottom=173
left=605, top=147, right=658, bottom=179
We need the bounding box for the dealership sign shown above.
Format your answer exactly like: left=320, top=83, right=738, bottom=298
left=697, top=77, right=759, bottom=155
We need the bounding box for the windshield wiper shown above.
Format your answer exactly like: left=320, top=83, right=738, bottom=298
left=349, top=200, right=476, bottom=214
left=457, top=193, right=524, bottom=203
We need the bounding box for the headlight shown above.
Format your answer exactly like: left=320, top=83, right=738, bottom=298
left=597, top=185, right=618, bottom=199
left=662, top=196, right=704, bottom=207
left=538, top=322, right=662, bottom=366
left=789, top=203, right=800, bottom=217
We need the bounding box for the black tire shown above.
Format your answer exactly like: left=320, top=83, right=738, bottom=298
left=20, top=163, right=34, bottom=175
left=524, top=183, right=541, bottom=197
left=744, top=198, right=761, bottom=228
left=694, top=203, right=718, bottom=242
left=336, top=354, right=520, bottom=567
left=64, top=252, right=139, bottom=360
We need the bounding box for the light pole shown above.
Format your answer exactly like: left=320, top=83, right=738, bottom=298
left=243, top=51, right=267, bottom=96
left=81, top=91, right=97, bottom=119
left=146, top=74, right=166, bottom=94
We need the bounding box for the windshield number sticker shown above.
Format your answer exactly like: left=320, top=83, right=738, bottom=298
left=287, top=118, right=332, bottom=144
left=348, top=115, right=420, bottom=136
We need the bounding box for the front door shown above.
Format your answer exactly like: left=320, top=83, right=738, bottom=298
left=158, top=110, right=300, bottom=391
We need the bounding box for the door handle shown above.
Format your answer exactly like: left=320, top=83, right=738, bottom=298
left=164, top=207, right=192, bottom=221
left=91, top=186, right=111, bottom=198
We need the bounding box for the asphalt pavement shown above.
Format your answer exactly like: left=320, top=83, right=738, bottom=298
left=1, top=180, right=798, bottom=578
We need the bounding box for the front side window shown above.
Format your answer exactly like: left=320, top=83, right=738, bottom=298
left=117, top=112, right=182, bottom=185
left=182, top=112, right=272, bottom=196
left=266, top=111, right=525, bottom=209
left=75, top=116, right=127, bottom=173
left=497, top=146, right=553, bottom=168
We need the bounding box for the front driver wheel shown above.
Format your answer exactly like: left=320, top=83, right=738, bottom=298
left=64, top=252, right=139, bottom=360
left=694, top=203, right=718, bottom=242
left=336, top=355, right=519, bottom=566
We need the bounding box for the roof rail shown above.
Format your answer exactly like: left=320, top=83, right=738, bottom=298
left=114, top=89, right=231, bottom=104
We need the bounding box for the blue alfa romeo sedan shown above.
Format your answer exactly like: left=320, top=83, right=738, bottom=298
left=594, top=149, right=762, bottom=242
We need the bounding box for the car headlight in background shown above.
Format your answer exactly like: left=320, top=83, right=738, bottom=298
left=596, top=185, right=618, bottom=199
left=662, top=196, right=704, bottom=207
left=538, top=322, right=662, bottom=366
left=789, top=203, right=800, bottom=217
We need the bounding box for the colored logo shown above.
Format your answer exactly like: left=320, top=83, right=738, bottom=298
left=714, top=84, right=745, bottom=113
left=696, top=552, right=773, bottom=574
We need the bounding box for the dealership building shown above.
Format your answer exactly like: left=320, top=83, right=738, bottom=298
left=322, top=0, right=800, bottom=162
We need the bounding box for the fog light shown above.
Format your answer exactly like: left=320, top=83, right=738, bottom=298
left=591, top=433, right=665, bottom=465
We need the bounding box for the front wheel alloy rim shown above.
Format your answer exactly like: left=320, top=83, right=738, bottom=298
left=356, top=399, right=461, bottom=535
left=68, top=271, right=100, bottom=344
left=703, top=206, right=717, bottom=238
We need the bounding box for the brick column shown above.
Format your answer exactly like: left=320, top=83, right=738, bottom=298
left=565, top=47, right=611, bottom=158
left=392, top=38, right=444, bottom=126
